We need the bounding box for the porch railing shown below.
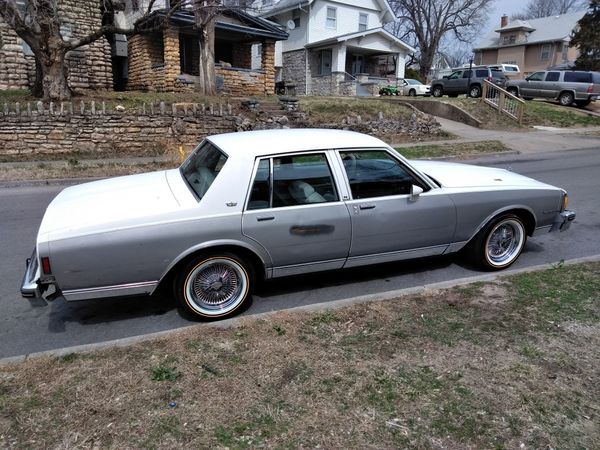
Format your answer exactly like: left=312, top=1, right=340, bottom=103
left=481, top=79, right=525, bottom=124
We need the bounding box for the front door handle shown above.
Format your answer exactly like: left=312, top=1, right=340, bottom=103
left=256, top=215, right=275, bottom=222
left=359, top=204, right=376, bottom=210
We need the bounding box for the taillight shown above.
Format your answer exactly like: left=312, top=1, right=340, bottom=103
left=41, top=257, right=52, bottom=274
left=487, top=76, right=493, bottom=81
left=588, top=84, right=594, bottom=94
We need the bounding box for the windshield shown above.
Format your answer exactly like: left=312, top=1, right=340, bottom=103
left=180, top=141, right=228, bottom=200
left=406, top=79, right=422, bottom=85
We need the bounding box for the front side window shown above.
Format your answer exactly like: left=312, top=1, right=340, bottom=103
left=181, top=141, right=227, bottom=200
left=326, top=7, right=337, bottom=29
left=359, top=13, right=368, bottom=31
left=527, top=71, right=545, bottom=81
left=340, top=150, right=425, bottom=199
left=545, top=71, right=560, bottom=82
left=448, top=71, right=462, bottom=79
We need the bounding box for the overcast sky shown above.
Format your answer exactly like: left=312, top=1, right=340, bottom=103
left=486, top=0, right=525, bottom=31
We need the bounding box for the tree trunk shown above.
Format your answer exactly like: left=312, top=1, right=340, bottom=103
left=41, top=51, right=71, bottom=101
left=197, top=24, right=216, bottom=96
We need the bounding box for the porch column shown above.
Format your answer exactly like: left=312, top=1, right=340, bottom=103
left=332, top=43, right=347, bottom=74
left=262, top=41, right=276, bottom=95
left=163, top=29, right=180, bottom=92
left=395, top=52, right=406, bottom=80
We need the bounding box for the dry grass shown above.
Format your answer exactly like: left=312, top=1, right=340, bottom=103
left=300, top=97, right=414, bottom=124
left=396, top=139, right=510, bottom=159
left=1, top=263, right=599, bottom=449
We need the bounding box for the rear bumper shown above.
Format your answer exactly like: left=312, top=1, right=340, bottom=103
left=550, top=210, right=576, bottom=232
left=21, top=250, right=41, bottom=298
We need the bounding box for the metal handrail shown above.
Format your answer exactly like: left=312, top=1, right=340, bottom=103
left=481, top=79, right=525, bottom=124
left=342, top=71, right=357, bottom=82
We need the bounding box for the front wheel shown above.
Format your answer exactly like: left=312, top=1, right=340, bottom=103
left=408, top=89, right=416, bottom=97
left=507, top=87, right=518, bottom=97
left=432, top=86, right=443, bottom=97
left=174, top=253, right=253, bottom=320
left=467, top=214, right=527, bottom=270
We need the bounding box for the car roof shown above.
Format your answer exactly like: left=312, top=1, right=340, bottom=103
left=206, top=129, right=389, bottom=157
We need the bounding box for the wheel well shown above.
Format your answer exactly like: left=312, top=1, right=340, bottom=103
left=433, top=84, right=443, bottom=90
left=157, top=245, right=267, bottom=292
left=469, top=83, right=481, bottom=90
left=494, top=209, right=536, bottom=237
left=558, top=90, right=575, bottom=99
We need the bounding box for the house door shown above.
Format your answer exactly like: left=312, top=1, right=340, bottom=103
left=351, top=55, right=364, bottom=74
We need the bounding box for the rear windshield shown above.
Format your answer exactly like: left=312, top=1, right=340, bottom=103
left=564, top=72, right=592, bottom=83
left=180, top=141, right=227, bottom=200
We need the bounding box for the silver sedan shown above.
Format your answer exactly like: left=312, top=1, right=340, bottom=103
left=22, top=129, right=575, bottom=320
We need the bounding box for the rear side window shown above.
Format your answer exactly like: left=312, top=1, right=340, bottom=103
left=592, top=72, right=600, bottom=83
left=545, top=72, right=560, bottom=81
left=564, top=72, right=592, bottom=83
left=247, top=153, right=338, bottom=209
left=476, top=69, right=489, bottom=77
left=181, top=141, right=227, bottom=201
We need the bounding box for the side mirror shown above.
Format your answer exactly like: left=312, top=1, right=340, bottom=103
left=409, top=185, right=424, bottom=202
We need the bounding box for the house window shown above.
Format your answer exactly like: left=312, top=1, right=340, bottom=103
left=318, top=49, right=332, bottom=76
left=541, top=44, right=551, bottom=60
left=562, top=44, right=568, bottom=61
left=326, top=7, right=336, bottom=29
left=508, top=34, right=516, bottom=44
left=179, top=34, right=198, bottom=75
left=359, top=13, right=368, bottom=32
left=131, top=0, right=139, bottom=11
left=293, top=9, right=300, bottom=28
left=15, top=0, right=26, bottom=13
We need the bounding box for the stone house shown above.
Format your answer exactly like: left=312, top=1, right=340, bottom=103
left=0, top=0, right=113, bottom=93
left=115, top=1, right=288, bottom=95
left=253, top=0, right=415, bottom=96
left=473, top=11, right=585, bottom=77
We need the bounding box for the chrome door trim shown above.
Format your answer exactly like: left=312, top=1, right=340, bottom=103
left=272, top=258, right=347, bottom=278
left=344, top=244, right=449, bottom=268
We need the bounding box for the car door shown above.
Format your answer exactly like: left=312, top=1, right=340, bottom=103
left=242, top=152, right=352, bottom=277
left=445, top=71, right=463, bottom=93
left=521, top=71, right=545, bottom=97
left=336, top=149, right=457, bottom=267
left=541, top=71, right=560, bottom=98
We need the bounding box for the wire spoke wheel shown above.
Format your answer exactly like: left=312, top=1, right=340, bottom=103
left=484, top=218, right=525, bottom=268
left=179, top=255, right=251, bottom=318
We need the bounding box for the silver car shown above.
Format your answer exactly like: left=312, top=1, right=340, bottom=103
left=22, top=129, right=575, bottom=320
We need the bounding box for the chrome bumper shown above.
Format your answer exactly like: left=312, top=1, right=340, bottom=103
left=550, top=209, right=576, bottom=232
left=21, top=249, right=41, bottom=299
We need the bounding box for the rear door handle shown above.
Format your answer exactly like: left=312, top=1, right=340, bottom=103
left=256, top=215, right=275, bottom=222
left=359, top=204, right=376, bottom=210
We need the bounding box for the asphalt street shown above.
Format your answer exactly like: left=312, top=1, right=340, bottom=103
left=1, top=148, right=599, bottom=359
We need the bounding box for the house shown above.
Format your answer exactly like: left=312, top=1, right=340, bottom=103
left=115, top=1, right=288, bottom=95
left=473, top=11, right=585, bottom=77
left=254, top=0, right=415, bottom=96
left=0, top=0, right=112, bottom=93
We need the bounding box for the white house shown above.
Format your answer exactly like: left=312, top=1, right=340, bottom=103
left=254, top=0, right=415, bottom=95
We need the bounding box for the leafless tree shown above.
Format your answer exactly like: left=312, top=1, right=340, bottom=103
left=511, top=0, right=587, bottom=20
left=0, top=0, right=176, bottom=100
left=388, top=0, right=494, bottom=81
left=439, top=40, right=472, bottom=68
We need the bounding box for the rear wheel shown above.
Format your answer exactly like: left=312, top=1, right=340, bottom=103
left=467, top=214, right=526, bottom=270
left=469, top=85, right=482, bottom=98
left=174, top=253, right=253, bottom=320
left=408, top=89, right=417, bottom=97
left=507, top=87, right=518, bottom=97
left=432, top=86, right=443, bottom=97
left=558, top=91, right=574, bottom=106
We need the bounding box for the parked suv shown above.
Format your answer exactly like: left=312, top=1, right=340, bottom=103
left=431, top=67, right=506, bottom=98
left=505, top=70, right=600, bottom=107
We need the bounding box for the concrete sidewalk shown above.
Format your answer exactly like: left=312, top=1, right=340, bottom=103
left=394, top=117, right=600, bottom=154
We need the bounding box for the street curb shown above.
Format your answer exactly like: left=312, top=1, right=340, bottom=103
left=0, top=177, right=103, bottom=189
left=2, top=253, right=600, bottom=366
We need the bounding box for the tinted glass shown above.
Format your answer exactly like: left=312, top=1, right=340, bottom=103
left=181, top=141, right=227, bottom=200
left=476, top=69, right=489, bottom=77
left=545, top=72, right=560, bottom=81
left=449, top=71, right=462, bottom=79
left=340, top=150, right=424, bottom=199
left=527, top=72, right=545, bottom=81
left=462, top=70, right=472, bottom=78
left=248, top=159, right=270, bottom=210
left=272, top=154, right=338, bottom=207
left=491, top=70, right=505, bottom=79
left=564, top=72, right=592, bottom=83
left=592, top=72, right=600, bottom=83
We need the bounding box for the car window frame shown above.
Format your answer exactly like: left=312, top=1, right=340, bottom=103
left=526, top=71, right=546, bottom=82
left=243, top=150, right=343, bottom=212
left=333, top=147, right=434, bottom=202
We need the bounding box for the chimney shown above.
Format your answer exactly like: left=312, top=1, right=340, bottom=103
left=501, top=14, right=508, bottom=28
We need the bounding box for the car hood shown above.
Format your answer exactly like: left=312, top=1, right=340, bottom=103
left=410, top=160, right=552, bottom=189
left=39, top=170, right=183, bottom=239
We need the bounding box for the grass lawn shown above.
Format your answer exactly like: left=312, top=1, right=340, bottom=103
left=396, top=140, right=510, bottom=159
left=1, top=262, right=598, bottom=449
left=412, top=97, right=600, bottom=129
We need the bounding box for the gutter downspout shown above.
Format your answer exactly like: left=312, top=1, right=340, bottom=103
left=305, top=2, right=311, bottom=95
